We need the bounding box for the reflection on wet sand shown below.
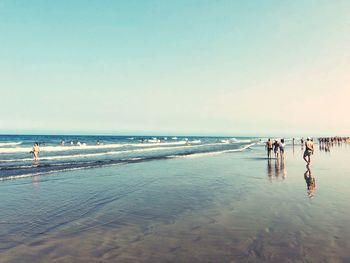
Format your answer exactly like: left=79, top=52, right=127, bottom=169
left=32, top=176, right=40, bottom=187
left=304, top=166, right=316, bottom=198
left=280, top=159, right=286, bottom=179
left=267, top=159, right=273, bottom=180
left=267, top=158, right=286, bottom=181
left=275, top=158, right=280, bottom=178
left=31, top=160, right=40, bottom=187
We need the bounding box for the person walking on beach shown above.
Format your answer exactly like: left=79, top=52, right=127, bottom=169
left=279, top=139, right=285, bottom=159
left=266, top=139, right=273, bottom=159
left=273, top=140, right=280, bottom=158
left=303, top=137, right=314, bottom=165
left=30, top=142, right=40, bottom=160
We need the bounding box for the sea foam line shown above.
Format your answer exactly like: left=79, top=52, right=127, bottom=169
left=0, top=142, right=22, bottom=147
left=0, top=140, right=202, bottom=153
left=169, top=143, right=255, bottom=158
left=0, top=141, right=239, bottom=163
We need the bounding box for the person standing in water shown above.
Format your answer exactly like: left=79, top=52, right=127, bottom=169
left=303, top=137, right=314, bottom=165
left=273, top=140, right=280, bottom=159
left=266, top=139, right=273, bottom=159
left=30, top=142, right=40, bottom=160
left=279, top=139, right=285, bottom=159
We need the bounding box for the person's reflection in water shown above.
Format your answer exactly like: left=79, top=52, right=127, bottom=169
left=32, top=175, right=40, bottom=187
left=31, top=159, right=40, bottom=186
left=304, top=166, right=316, bottom=198
left=32, top=158, right=39, bottom=166
left=275, top=158, right=281, bottom=178
left=267, top=159, right=273, bottom=181
left=280, top=158, right=287, bottom=179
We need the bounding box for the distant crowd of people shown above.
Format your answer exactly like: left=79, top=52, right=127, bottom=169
left=319, top=137, right=349, bottom=144
left=318, top=137, right=349, bottom=152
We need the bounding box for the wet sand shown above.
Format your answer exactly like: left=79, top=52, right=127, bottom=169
left=0, top=143, right=349, bottom=262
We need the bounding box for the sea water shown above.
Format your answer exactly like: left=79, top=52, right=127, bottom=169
left=0, top=135, right=257, bottom=180
left=0, top=135, right=349, bottom=262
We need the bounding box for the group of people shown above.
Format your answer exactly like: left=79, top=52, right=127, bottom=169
left=265, top=138, right=286, bottom=160
left=265, top=137, right=314, bottom=165
left=319, top=136, right=349, bottom=144
left=265, top=137, right=316, bottom=198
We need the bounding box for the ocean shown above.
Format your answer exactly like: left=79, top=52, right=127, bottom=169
left=0, top=135, right=258, bottom=180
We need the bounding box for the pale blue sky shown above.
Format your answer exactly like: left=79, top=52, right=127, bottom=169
left=1, top=0, right=349, bottom=136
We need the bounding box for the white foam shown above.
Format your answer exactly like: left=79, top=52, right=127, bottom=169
left=0, top=141, right=234, bottom=163
left=231, top=138, right=252, bottom=143
left=170, top=143, right=255, bottom=158
left=126, top=140, right=201, bottom=148
left=147, top=138, right=161, bottom=143
left=221, top=139, right=251, bottom=144
left=0, top=142, right=22, bottom=147
left=0, top=143, right=125, bottom=153
left=0, top=140, right=201, bottom=154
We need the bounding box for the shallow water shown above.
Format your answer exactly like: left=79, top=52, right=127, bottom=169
left=0, top=142, right=349, bottom=262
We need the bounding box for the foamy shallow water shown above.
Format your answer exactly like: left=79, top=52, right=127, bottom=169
left=0, top=143, right=349, bottom=262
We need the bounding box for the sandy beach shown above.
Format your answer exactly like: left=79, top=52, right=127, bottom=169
left=0, top=141, right=349, bottom=262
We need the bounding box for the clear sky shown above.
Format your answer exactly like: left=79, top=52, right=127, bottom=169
left=1, top=0, right=349, bottom=136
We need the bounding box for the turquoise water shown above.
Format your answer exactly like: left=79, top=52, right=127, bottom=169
left=0, top=135, right=255, bottom=180
left=0, top=141, right=349, bottom=262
